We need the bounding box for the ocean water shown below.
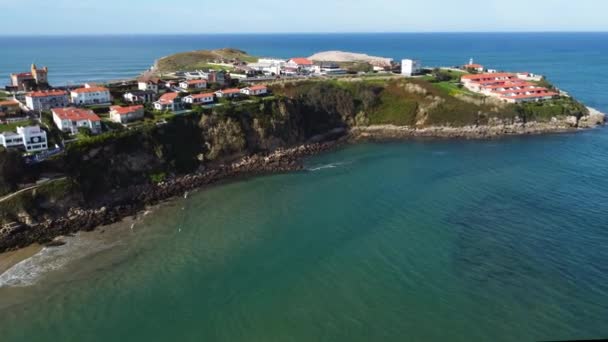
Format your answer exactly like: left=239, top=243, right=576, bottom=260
left=0, top=33, right=608, bottom=341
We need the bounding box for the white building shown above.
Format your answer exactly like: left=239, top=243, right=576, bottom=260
left=183, top=93, right=215, bottom=104
left=70, top=84, right=111, bottom=105
left=153, top=92, right=182, bottom=112
left=25, top=90, right=70, bottom=111
left=215, top=89, right=241, bottom=98
left=179, top=79, right=207, bottom=91
left=123, top=90, right=156, bottom=104
left=249, top=58, right=286, bottom=76
left=240, top=85, right=268, bottom=96
left=138, top=78, right=160, bottom=93
left=52, top=107, right=102, bottom=135
left=0, top=125, right=48, bottom=153
left=109, top=105, right=145, bottom=124
left=401, top=59, right=422, bottom=76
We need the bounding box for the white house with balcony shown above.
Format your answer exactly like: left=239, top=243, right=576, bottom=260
left=183, top=93, right=215, bottom=104
left=70, top=84, right=111, bottom=105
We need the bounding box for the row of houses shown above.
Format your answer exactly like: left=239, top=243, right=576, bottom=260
left=24, top=83, right=112, bottom=111
left=461, top=72, right=557, bottom=103
left=153, top=85, right=268, bottom=111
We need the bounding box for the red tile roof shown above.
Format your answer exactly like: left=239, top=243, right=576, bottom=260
left=27, top=90, right=68, bottom=98
left=13, top=72, right=33, bottom=77
left=52, top=107, right=101, bottom=122
left=461, top=73, right=516, bottom=81
left=464, top=63, right=483, bottom=69
left=110, top=105, right=144, bottom=115
left=157, top=92, right=179, bottom=104
left=0, top=100, right=19, bottom=106
left=247, top=85, right=267, bottom=91
left=289, top=58, right=313, bottom=66
left=191, top=93, right=215, bottom=99
left=219, top=88, right=241, bottom=94
left=71, top=86, right=110, bottom=94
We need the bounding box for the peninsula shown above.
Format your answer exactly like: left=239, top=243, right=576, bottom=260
left=0, top=49, right=605, bottom=253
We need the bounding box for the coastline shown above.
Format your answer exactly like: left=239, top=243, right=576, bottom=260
left=0, top=110, right=605, bottom=257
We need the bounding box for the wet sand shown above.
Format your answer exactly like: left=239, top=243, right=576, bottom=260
left=0, top=244, right=43, bottom=275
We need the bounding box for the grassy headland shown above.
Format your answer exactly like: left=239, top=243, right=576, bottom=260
left=156, top=48, right=258, bottom=73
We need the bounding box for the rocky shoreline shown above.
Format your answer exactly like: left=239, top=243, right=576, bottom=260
left=0, top=110, right=605, bottom=254
left=350, top=110, right=606, bottom=140
left=0, top=141, right=341, bottom=253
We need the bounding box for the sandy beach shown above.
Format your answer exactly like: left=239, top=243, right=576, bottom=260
left=0, top=244, right=43, bottom=275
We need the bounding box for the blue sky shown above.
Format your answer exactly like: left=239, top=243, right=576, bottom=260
left=0, top=0, right=606, bottom=35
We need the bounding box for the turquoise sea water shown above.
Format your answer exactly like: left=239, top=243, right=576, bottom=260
left=0, top=33, right=608, bottom=341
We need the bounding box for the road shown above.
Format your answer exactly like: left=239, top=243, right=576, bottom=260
left=0, top=177, right=67, bottom=204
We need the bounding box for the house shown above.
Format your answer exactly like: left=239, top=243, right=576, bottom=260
left=138, top=77, right=160, bottom=93
left=240, top=85, right=268, bottom=96
left=109, top=105, right=145, bottom=124
left=183, top=93, right=215, bottom=104
left=206, top=70, right=228, bottom=86
left=153, top=92, right=182, bottom=112
left=52, top=107, right=102, bottom=135
left=179, top=79, right=207, bottom=91
left=25, top=90, right=70, bottom=111
left=0, top=125, right=48, bottom=152
left=318, top=63, right=347, bottom=75
left=0, top=99, right=22, bottom=118
left=123, top=90, right=156, bottom=104
left=401, top=59, right=422, bottom=76
left=461, top=73, right=557, bottom=103
left=214, top=88, right=241, bottom=98
left=10, top=64, right=49, bottom=91
left=286, top=58, right=314, bottom=72
left=516, top=72, right=544, bottom=82
left=70, top=84, right=111, bottom=105
left=463, top=58, right=484, bottom=72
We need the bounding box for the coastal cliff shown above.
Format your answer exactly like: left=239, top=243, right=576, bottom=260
left=0, top=77, right=604, bottom=252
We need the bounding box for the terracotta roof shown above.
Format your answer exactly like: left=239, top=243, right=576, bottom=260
left=110, top=105, right=143, bottom=115
left=190, top=93, right=215, bottom=99
left=13, top=72, right=33, bottom=77
left=138, top=77, right=160, bottom=84
left=464, top=63, right=483, bottom=69
left=461, top=73, right=516, bottom=81
left=52, top=107, right=101, bottom=122
left=27, top=90, right=68, bottom=98
left=0, top=100, right=19, bottom=106
left=157, top=92, right=179, bottom=104
left=247, top=85, right=267, bottom=91
left=71, top=86, right=110, bottom=94
left=218, top=88, right=240, bottom=94
left=289, top=58, right=313, bottom=65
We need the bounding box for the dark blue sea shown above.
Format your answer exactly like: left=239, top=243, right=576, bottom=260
left=0, top=33, right=607, bottom=342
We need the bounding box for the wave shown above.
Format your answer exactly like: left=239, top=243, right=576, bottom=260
left=308, top=161, right=349, bottom=172
left=0, top=234, right=119, bottom=288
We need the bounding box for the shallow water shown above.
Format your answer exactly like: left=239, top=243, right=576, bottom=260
left=1, top=129, right=607, bottom=341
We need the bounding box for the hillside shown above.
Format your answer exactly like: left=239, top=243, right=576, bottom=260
left=155, top=48, right=258, bottom=73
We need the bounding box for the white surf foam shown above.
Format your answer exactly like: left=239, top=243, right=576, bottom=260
left=0, top=234, right=118, bottom=288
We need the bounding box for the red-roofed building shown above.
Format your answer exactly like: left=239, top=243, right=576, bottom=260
left=109, top=105, right=145, bottom=124
left=153, top=92, right=182, bottom=112
left=10, top=64, right=49, bottom=91
left=286, top=58, right=315, bottom=73
left=70, top=85, right=111, bottom=105
left=138, top=77, right=161, bottom=93
left=240, top=85, right=268, bottom=96
left=0, top=99, right=22, bottom=118
left=214, top=88, right=241, bottom=99
left=25, top=90, right=70, bottom=111
left=179, top=79, right=207, bottom=91
left=183, top=93, right=215, bottom=104
left=463, top=58, right=484, bottom=72
left=52, top=107, right=102, bottom=134
left=461, top=71, right=557, bottom=103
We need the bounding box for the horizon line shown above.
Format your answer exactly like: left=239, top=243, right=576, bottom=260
left=1, top=30, right=608, bottom=37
